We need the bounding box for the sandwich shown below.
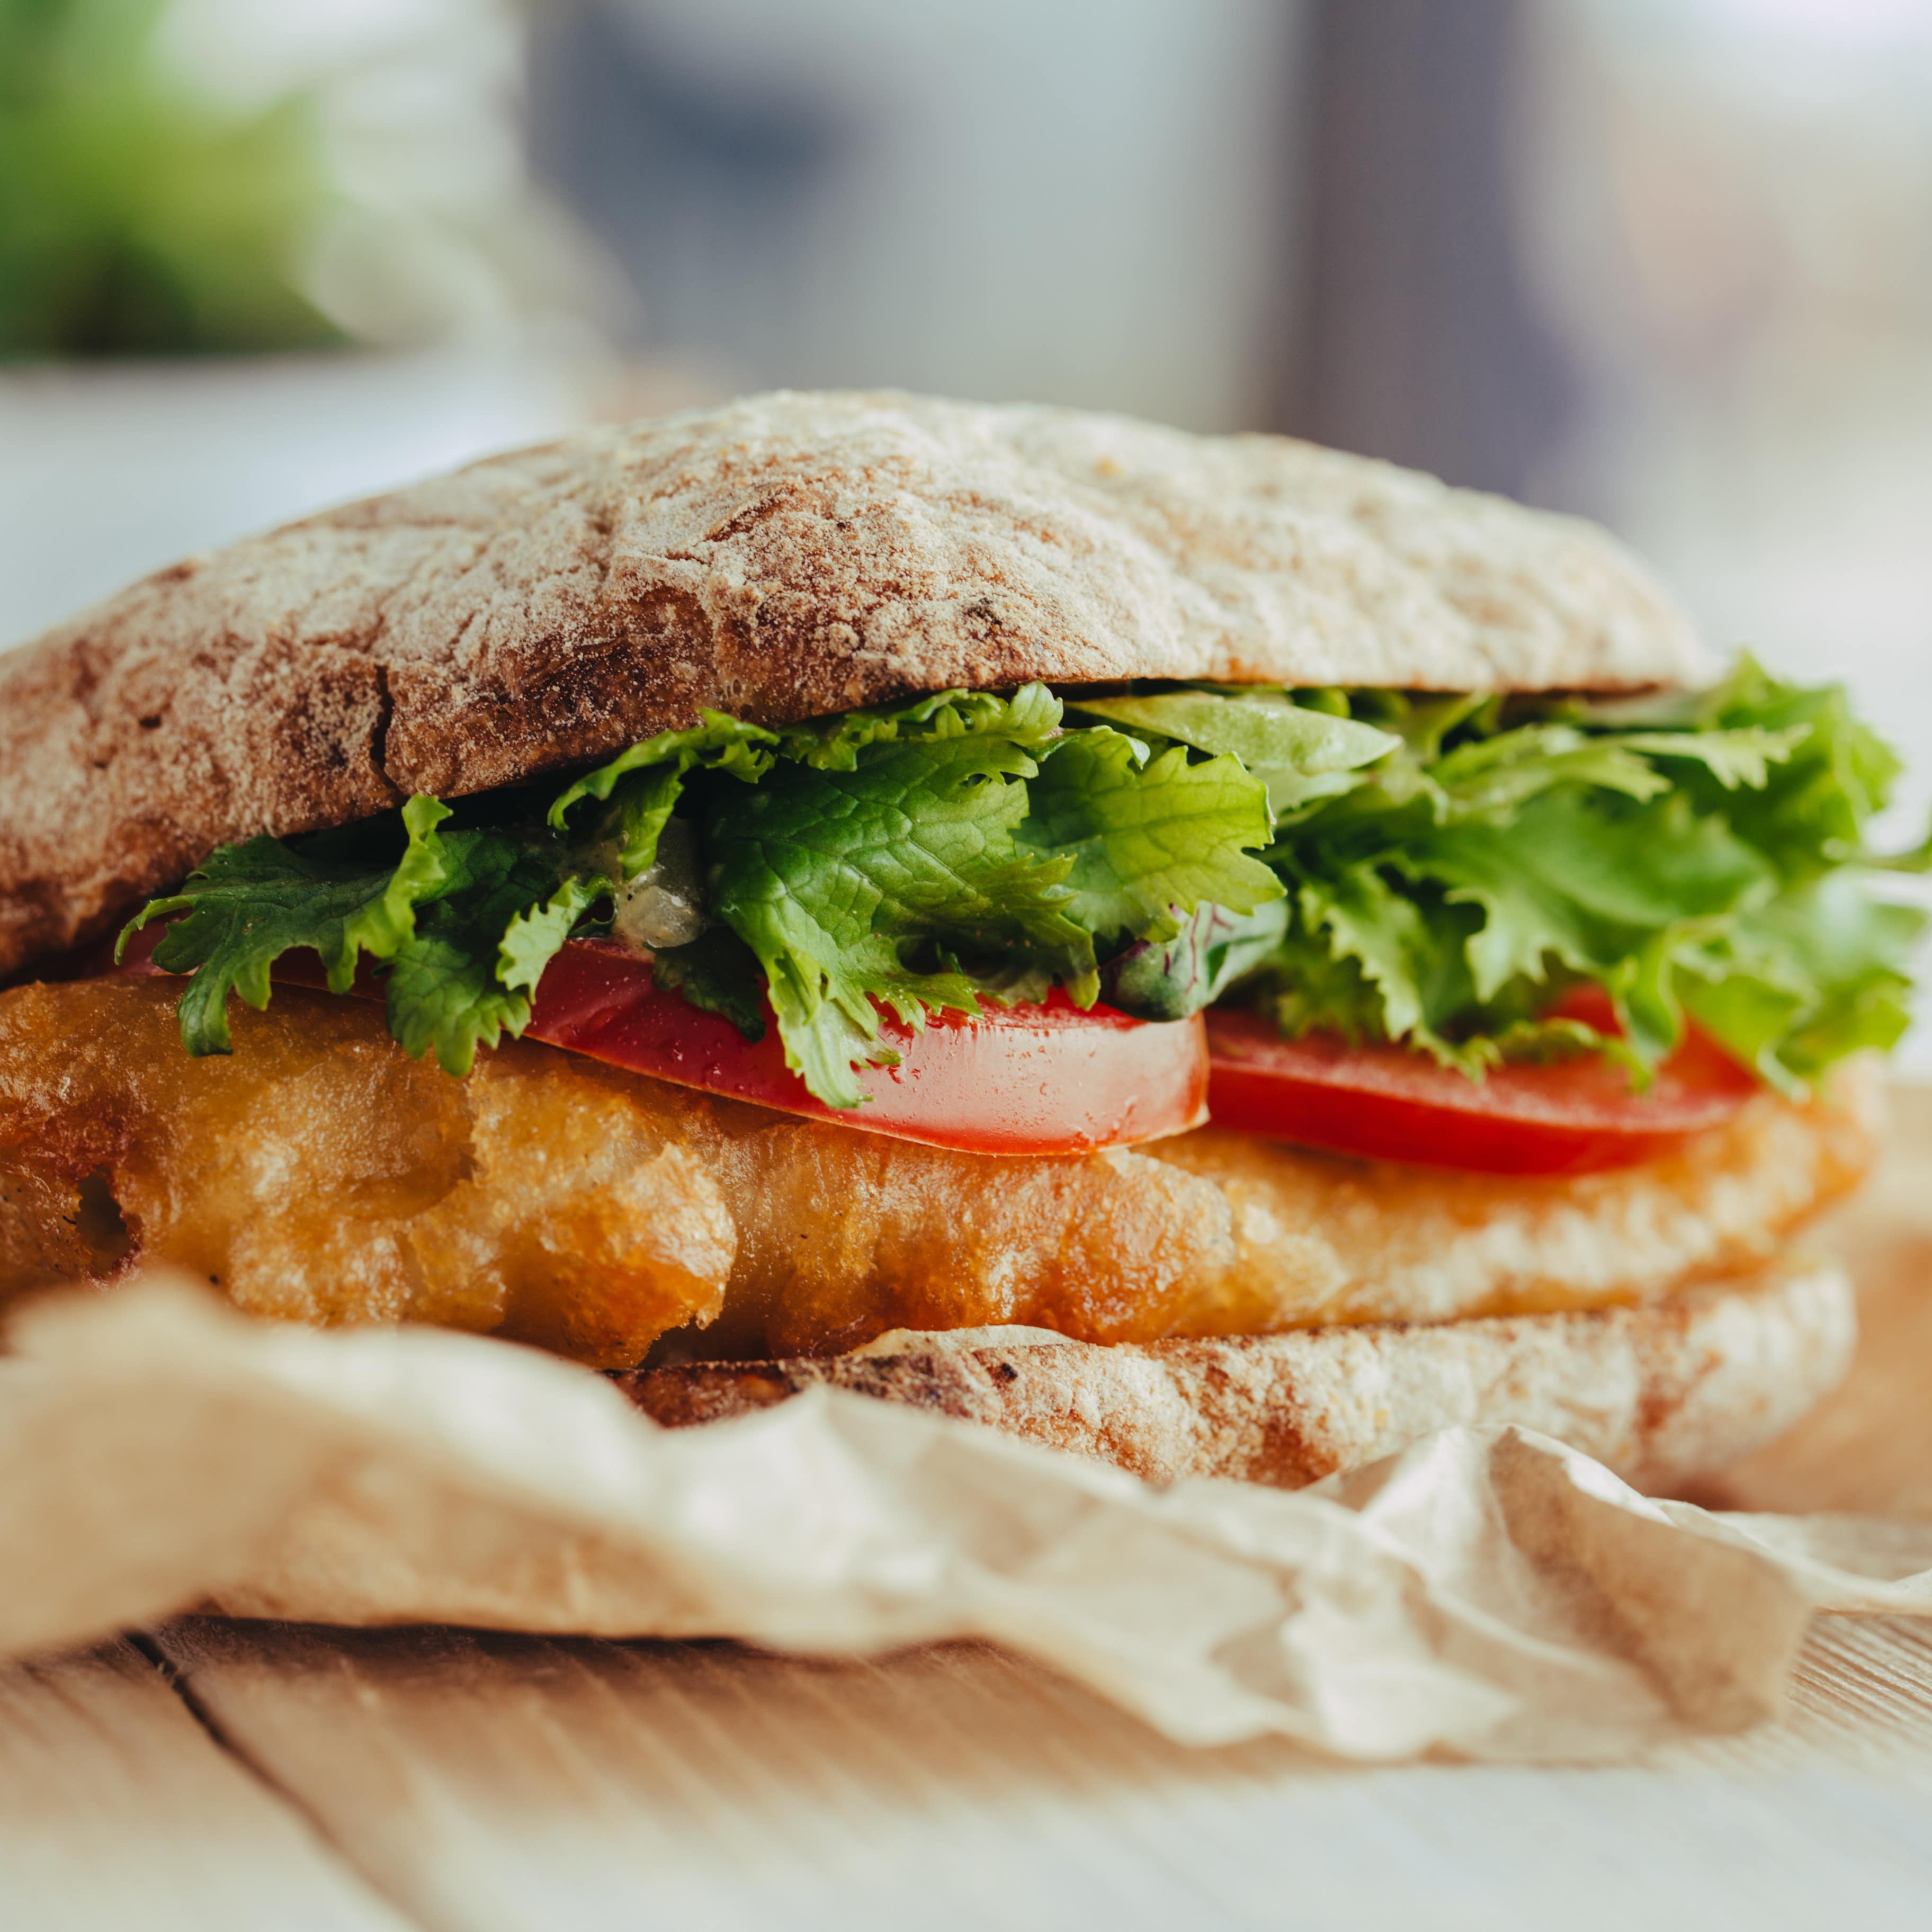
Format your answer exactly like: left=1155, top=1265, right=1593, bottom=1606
left=0, top=391, right=1918, bottom=1495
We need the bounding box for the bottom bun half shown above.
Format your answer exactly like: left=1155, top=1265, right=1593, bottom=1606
left=622, top=1260, right=1854, bottom=1497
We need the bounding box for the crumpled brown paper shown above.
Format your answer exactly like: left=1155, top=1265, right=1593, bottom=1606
left=4, top=1277, right=1930, bottom=1764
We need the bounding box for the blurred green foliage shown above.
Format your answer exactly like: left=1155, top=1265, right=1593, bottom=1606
left=0, top=0, right=345, bottom=357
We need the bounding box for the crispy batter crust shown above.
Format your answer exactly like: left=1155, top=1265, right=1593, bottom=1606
left=1146, top=1069, right=1883, bottom=1330
left=0, top=979, right=736, bottom=1367
left=0, top=978, right=1875, bottom=1370
left=0, top=391, right=1710, bottom=979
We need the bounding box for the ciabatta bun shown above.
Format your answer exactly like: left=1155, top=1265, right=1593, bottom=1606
left=0, top=391, right=1711, bottom=979
left=626, top=1262, right=1852, bottom=1496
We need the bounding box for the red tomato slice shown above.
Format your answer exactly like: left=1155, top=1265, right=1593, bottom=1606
left=113, top=928, right=1208, bottom=1157
left=1204, top=999, right=1759, bottom=1176
left=521, top=942, right=1207, bottom=1155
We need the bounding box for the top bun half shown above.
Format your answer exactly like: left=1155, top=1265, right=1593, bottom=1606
left=0, top=390, right=1712, bottom=979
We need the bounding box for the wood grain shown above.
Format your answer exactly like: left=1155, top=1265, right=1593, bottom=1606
left=145, top=1615, right=1932, bottom=1932
left=0, top=1638, right=412, bottom=1932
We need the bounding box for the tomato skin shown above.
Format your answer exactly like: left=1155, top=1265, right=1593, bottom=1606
left=111, top=927, right=1208, bottom=1157
left=524, top=942, right=1208, bottom=1155
left=112, top=920, right=1751, bottom=1171
left=1204, top=1006, right=1760, bottom=1176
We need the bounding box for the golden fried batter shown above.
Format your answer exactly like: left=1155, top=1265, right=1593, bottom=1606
left=0, top=978, right=1880, bottom=1365
left=1151, top=1070, right=1880, bottom=1334
left=0, top=979, right=734, bottom=1366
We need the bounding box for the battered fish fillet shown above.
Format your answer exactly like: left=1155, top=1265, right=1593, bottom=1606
left=0, top=978, right=1881, bottom=1367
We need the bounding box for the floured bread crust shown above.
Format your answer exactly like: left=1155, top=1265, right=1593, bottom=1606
left=0, top=390, right=1710, bottom=979
left=626, top=1263, right=1857, bottom=1495
left=0, top=977, right=1874, bottom=1369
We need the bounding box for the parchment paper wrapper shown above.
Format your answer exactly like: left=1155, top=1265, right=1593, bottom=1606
left=5, top=1277, right=1931, bottom=1764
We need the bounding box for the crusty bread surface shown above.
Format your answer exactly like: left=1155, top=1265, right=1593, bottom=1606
left=0, top=390, right=1711, bottom=979
left=624, top=1261, right=1855, bottom=1496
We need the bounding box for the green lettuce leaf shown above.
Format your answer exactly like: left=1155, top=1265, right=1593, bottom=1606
left=548, top=713, right=777, bottom=877
left=1407, top=791, right=1773, bottom=1001
left=1675, top=874, right=1919, bottom=1088
left=649, top=926, right=769, bottom=1041
left=1428, top=726, right=1674, bottom=816
left=383, top=829, right=569, bottom=1076
left=1014, top=730, right=1282, bottom=943
left=1604, top=727, right=1813, bottom=791
left=119, top=689, right=1111, bottom=1105
left=119, top=656, right=1919, bottom=1104
left=701, top=735, right=1090, bottom=1107
left=1246, top=917, right=1388, bottom=1047
left=1236, top=660, right=1921, bottom=1084
left=776, top=683, right=1062, bottom=769
left=498, top=874, right=605, bottom=998
left=1292, top=865, right=1485, bottom=1069
left=1563, top=657, right=1901, bottom=876
left=1067, top=689, right=1397, bottom=816
left=117, top=795, right=453, bottom=1054
left=1102, top=898, right=1290, bottom=1022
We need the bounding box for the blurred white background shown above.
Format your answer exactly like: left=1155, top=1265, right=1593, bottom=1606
left=4, top=0, right=1929, bottom=1048
left=1522, top=0, right=1932, bottom=851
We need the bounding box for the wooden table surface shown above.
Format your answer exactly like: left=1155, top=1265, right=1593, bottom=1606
left=8, top=1091, right=1932, bottom=1932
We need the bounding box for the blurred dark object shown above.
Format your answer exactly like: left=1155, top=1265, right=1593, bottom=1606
left=529, top=0, right=1570, bottom=489
left=1278, top=0, right=1578, bottom=501
left=528, top=0, right=840, bottom=383
left=0, top=0, right=343, bottom=359
left=527, top=0, right=1297, bottom=431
